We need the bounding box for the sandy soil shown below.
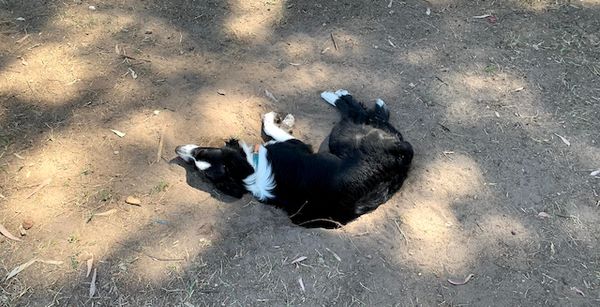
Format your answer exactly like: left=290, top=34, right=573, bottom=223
left=1, top=0, right=599, bottom=306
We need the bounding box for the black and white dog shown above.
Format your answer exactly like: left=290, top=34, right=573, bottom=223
left=176, top=90, right=413, bottom=227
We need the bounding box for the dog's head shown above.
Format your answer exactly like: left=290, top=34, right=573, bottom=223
left=175, top=139, right=254, bottom=198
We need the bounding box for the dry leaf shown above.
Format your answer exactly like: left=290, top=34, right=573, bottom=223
left=291, top=256, right=307, bottom=265
left=94, top=209, right=117, bottom=217
left=128, top=68, right=138, bottom=79
left=265, top=90, right=279, bottom=103
left=537, top=212, right=551, bottom=219
left=5, top=259, right=62, bottom=281
left=590, top=169, right=600, bottom=177
left=448, top=273, right=474, bottom=285
left=89, top=268, right=97, bottom=298
left=513, top=87, right=524, bottom=92
left=16, top=34, right=30, bottom=44
left=298, top=277, right=305, bottom=292
left=554, top=133, right=570, bottom=146
left=325, top=248, right=341, bottom=262
left=571, top=286, right=585, bottom=297
left=5, top=259, right=36, bottom=280
left=86, top=256, right=94, bottom=278
left=472, top=14, right=491, bottom=19
left=426, top=8, right=431, bottom=15
left=125, top=196, right=141, bottom=206
left=110, top=129, right=126, bottom=138
left=0, top=223, right=22, bottom=241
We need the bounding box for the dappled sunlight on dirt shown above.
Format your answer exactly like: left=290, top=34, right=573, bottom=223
left=225, top=0, right=285, bottom=42
left=396, top=154, right=484, bottom=272
left=404, top=49, right=438, bottom=66
left=191, top=93, right=267, bottom=141
left=441, top=71, right=533, bottom=123
left=1, top=0, right=599, bottom=305
left=0, top=42, right=89, bottom=106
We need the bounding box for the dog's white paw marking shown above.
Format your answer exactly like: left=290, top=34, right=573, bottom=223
left=335, top=89, right=349, bottom=97
left=195, top=160, right=212, bottom=170
left=263, top=111, right=278, bottom=124
left=376, top=98, right=386, bottom=107
left=321, top=89, right=351, bottom=106
left=263, top=111, right=294, bottom=142
left=176, top=144, right=199, bottom=163
left=320, top=91, right=339, bottom=106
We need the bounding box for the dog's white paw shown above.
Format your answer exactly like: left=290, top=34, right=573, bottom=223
left=321, top=89, right=350, bottom=106
left=375, top=98, right=386, bottom=107
left=335, top=89, right=349, bottom=97
left=320, top=91, right=339, bottom=106
left=263, top=111, right=278, bottom=124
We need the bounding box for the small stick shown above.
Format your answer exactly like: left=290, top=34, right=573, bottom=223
left=325, top=247, right=342, bottom=262
left=298, top=218, right=343, bottom=228
left=289, top=201, right=308, bottom=218
left=394, top=219, right=409, bottom=245
left=156, top=127, right=165, bottom=163
left=330, top=33, right=338, bottom=51
left=435, top=76, right=448, bottom=86
left=26, top=178, right=52, bottom=199
left=542, top=273, right=558, bottom=282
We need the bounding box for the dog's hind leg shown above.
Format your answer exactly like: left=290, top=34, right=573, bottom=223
left=321, top=89, right=368, bottom=123
left=373, top=98, right=390, bottom=122
left=262, top=112, right=295, bottom=142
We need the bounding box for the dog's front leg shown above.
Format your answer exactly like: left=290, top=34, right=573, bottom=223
left=262, top=112, right=295, bottom=142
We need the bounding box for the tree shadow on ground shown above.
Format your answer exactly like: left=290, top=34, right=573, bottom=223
left=1, top=0, right=599, bottom=306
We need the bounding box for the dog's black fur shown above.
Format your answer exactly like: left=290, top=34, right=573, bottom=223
left=176, top=93, right=413, bottom=228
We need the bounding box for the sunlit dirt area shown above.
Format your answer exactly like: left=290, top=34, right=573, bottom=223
left=1, top=0, right=599, bottom=305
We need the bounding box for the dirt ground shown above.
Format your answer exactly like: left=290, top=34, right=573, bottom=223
left=0, top=0, right=599, bottom=305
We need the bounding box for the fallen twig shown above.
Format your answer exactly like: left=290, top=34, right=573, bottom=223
left=393, top=219, right=409, bottom=245
left=448, top=274, right=474, bottom=285
left=298, top=218, right=343, bottom=228
left=289, top=201, right=308, bottom=218
left=330, top=33, right=338, bottom=51
left=156, top=127, right=165, bottom=163
left=25, top=178, right=52, bottom=199
left=325, top=247, right=342, bottom=262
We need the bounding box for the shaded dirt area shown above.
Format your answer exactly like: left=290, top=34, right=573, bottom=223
left=1, top=0, right=599, bottom=305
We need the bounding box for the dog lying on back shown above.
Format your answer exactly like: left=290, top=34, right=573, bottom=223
left=176, top=90, right=413, bottom=228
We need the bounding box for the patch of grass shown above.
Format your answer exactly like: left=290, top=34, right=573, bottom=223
left=484, top=64, right=497, bottom=74
left=69, top=255, right=79, bottom=270
left=67, top=234, right=79, bottom=244
left=97, top=189, right=112, bottom=202
left=152, top=181, right=169, bottom=194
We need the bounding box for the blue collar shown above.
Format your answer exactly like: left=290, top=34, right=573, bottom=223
left=252, top=144, right=260, bottom=169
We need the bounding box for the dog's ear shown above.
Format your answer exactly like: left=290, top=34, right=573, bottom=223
left=225, top=138, right=240, bottom=148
